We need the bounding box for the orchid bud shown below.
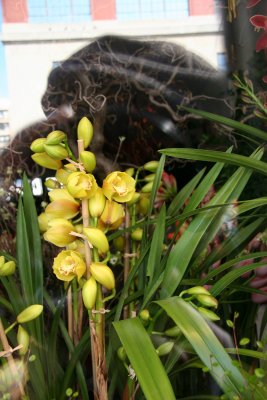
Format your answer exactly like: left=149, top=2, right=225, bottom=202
left=143, top=161, right=159, bottom=172
left=117, top=346, right=127, bottom=361
left=139, top=309, right=150, bottom=321
left=38, top=212, right=50, bottom=233
left=131, top=228, right=143, bottom=241
left=17, top=325, right=30, bottom=356
left=196, top=294, right=218, bottom=308
left=144, top=173, right=156, bottom=182
left=44, top=178, right=59, bottom=190
left=83, top=227, right=109, bottom=253
left=44, top=219, right=76, bottom=247
left=127, top=192, right=140, bottom=206
left=88, top=188, right=106, bottom=217
left=164, top=326, right=181, bottom=337
left=77, top=117, right=93, bottom=149
left=0, top=260, right=16, bottom=276
left=125, top=167, right=135, bottom=177
left=45, top=130, right=66, bottom=145
left=79, top=151, right=96, bottom=173
left=67, top=172, right=98, bottom=199
left=186, top=286, right=211, bottom=296
left=17, top=305, right=43, bottom=324
left=90, top=262, right=115, bottom=290
left=0, top=256, right=5, bottom=268
left=56, top=163, right=77, bottom=185
left=198, top=307, right=220, bottom=321
left=44, top=144, right=69, bottom=160
left=82, top=277, right=97, bottom=310
left=156, top=341, right=174, bottom=356
left=32, top=152, right=62, bottom=170
left=99, top=200, right=125, bottom=230
left=138, top=196, right=150, bottom=215
left=113, top=236, right=125, bottom=251
left=30, top=138, right=47, bottom=153
left=141, top=181, right=153, bottom=193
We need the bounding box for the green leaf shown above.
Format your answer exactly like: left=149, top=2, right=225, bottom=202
left=113, top=318, right=176, bottom=400
left=210, top=260, right=267, bottom=297
left=167, top=168, right=206, bottom=217
left=22, top=174, right=43, bottom=303
left=160, top=149, right=263, bottom=299
left=181, top=106, right=267, bottom=141
left=156, top=297, right=250, bottom=399
left=160, top=147, right=267, bottom=175
left=202, top=217, right=265, bottom=269
left=146, top=204, right=166, bottom=282
left=16, top=197, right=35, bottom=305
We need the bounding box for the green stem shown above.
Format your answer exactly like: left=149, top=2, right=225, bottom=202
left=4, top=321, right=17, bottom=334
left=72, top=279, right=79, bottom=344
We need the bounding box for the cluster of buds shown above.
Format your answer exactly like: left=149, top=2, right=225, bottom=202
left=4, top=304, right=43, bottom=356
left=180, top=286, right=219, bottom=321
left=31, top=117, right=139, bottom=311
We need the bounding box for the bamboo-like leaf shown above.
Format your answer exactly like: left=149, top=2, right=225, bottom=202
left=167, top=168, right=206, bottom=217
left=210, top=260, right=267, bottom=297
left=237, top=197, right=267, bottom=214
left=160, top=148, right=267, bottom=175
left=16, top=198, right=35, bottom=305
left=226, top=348, right=267, bottom=361
left=114, top=243, right=150, bottom=321
left=113, top=318, right=176, bottom=400
left=160, top=149, right=263, bottom=299
left=199, top=251, right=267, bottom=286
left=147, top=154, right=166, bottom=218
left=146, top=204, right=166, bottom=282
left=202, top=217, right=265, bottom=269
left=22, top=174, right=43, bottom=303
left=156, top=297, right=250, bottom=399
left=181, top=106, right=267, bottom=141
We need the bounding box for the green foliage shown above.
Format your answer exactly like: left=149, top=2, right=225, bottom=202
left=1, top=113, right=267, bottom=399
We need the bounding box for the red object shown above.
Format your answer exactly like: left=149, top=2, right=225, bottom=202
left=189, top=0, right=214, bottom=16
left=247, top=0, right=262, bottom=8
left=91, top=0, right=116, bottom=20
left=2, top=0, right=28, bottom=23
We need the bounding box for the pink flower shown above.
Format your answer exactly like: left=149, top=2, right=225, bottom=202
left=154, top=172, right=177, bottom=208
left=250, top=15, right=267, bottom=51
left=247, top=0, right=262, bottom=8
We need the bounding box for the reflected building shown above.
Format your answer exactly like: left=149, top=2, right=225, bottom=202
left=0, top=97, right=10, bottom=148
left=0, top=0, right=226, bottom=135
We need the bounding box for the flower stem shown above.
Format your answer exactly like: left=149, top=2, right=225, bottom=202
left=0, top=318, right=26, bottom=398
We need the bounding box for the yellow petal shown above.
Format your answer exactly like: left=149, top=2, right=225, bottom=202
left=90, top=262, right=115, bottom=290
left=83, top=227, right=109, bottom=253
left=32, top=152, right=62, bottom=170
left=77, top=117, right=93, bottom=148
left=82, top=277, right=97, bottom=309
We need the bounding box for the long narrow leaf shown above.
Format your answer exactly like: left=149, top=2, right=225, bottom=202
left=146, top=204, right=166, bottom=282
left=160, top=149, right=263, bottom=298
left=16, top=198, right=34, bottom=305
left=167, top=168, right=206, bottom=217
left=160, top=148, right=267, bottom=175
left=113, top=318, right=176, bottom=400
left=181, top=106, right=267, bottom=141
left=22, top=174, right=43, bottom=303
left=210, top=260, right=267, bottom=296
left=156, top=297, right=250, bottom=399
